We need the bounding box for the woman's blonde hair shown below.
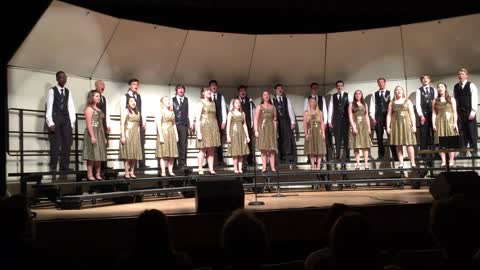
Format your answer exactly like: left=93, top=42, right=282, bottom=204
left=230, top=98, right=243, bottom=113
left=393, top=86, right=406, bottom=101
left=307, top=97, right=322, bottom=123
left=160, top=96, right=172, bottom=111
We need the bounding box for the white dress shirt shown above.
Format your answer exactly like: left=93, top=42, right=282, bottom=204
left=174, top=95, right=194, bottom=127
left=328, top=91, right=353, bottom=123
left=415, top=85, right=438, bottom=117
left=120, top=90, right=146, bottom=126
left=304, top=95, right=328, bottom=124
left=273, top=95, right=296, bottom=125
left=369, top=89, right=389, bottom=119
left=212, top=92, right=227, bottom=125
left=45, top=84, right=76, bottom=128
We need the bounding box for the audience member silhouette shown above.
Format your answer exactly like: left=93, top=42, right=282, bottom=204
left=328, top=212, right=381, bottom=270
left=304, top=203, right=351, bottom=270
left=0, top=194, right=37, bottom=267
left=429, top=195, right=480, bottom=270
left=222, top=209, right=269, bottom=270
left=124, top=209, right=192, bottom=269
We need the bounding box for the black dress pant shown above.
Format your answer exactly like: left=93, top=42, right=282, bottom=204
left=244, top=127, right=254, bottom=166
left=332, top=117, right=349, bottom=161
left=138, top=126, right=146, bottom=167
left=419, top=112, right=434, bottom=150
left=375, top=116, right=397, bottom=160
left=458, top=110, right=478, bottom=151
left=100, top=123, right=109, bottom=170
left=216, top=124, right=224, bottom=166
left=176, top=124, right=189, bottom=167
left=49, top=116, right=72, bottom=171
left=277, top=117, right=295, bottom=163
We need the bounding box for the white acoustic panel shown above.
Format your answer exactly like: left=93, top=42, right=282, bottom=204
left=248, top=34, right=326, bottom=86
left=403, top=14, right=480, bottom=77
left=9, top=1, right=119, bottom=77
left=172, top=31, right=255, bottom=87
left=325, top=27, right=404, bottom=84
left=93, top=20, right=187, bottom=84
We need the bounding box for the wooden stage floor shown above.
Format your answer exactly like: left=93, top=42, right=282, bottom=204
left=32, top=186, right=434, bottom=221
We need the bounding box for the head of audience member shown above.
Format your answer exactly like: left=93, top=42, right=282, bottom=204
left=335, top=80, right=344, bottom=93
left=310, top=82, right=319, bottom=96
left=0, top=194, right=35, bottom=243
left=56, top=71, right=67, bottom=88
left=200, top=87, right=212, bottom=101
left=393, top=86, right=406, bottom=101
left=231, top=98, right=242, bottom=113
left=238, top=85, right=247, bottom=98
left=95, top=80, right=105, bottom=94
left=160, top=96, right=173, bottom=111
left=209, top=80, right=218, bottom=93
left=420, top=74, right=431, bottom=87
left=134, top=209, right=173, bottom=256
left=128, top=78, right=140, bottom=93
left=377, top=78, right=386, bottom=90
left=222, top=209, right=268, bottom=268
left=323, top=203, right=352, bottom=234
left=458, top=68, right=468, bottom=83
left=275, top=84, right=284, bottom=97
left=85, top=90, right=101, bottom=110
left=127, top=96, right=138, bottom=114
left=176, top=84, right=186, bottom=97
left=261, top=90, right=273, bottom=105
left=329, top=211, right=379, bottom=269
left=430, top=195, right=480, bottom=264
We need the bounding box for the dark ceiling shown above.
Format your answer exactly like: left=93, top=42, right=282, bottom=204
left=62, top=0, right=480, bottom=34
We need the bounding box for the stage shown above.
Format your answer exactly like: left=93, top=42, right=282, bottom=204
left=32, top=187, right=433, bottom=221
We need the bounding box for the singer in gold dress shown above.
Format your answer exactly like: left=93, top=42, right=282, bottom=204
left=348, top=90, right=372, bottom=170
left=387, top=86, right=417, bottom=168
left=83, top=90, right=107, bottom=181
left=119, top=96, right=143, bottom=179
left=227, top=98, right=250, bottom=174
left=196, top=87, right=221, bottom=175
left=432, top=83, right=459, bottom=167
left=255, top=90, right=277, bottom=173
left=156, top=96, right=179, bottom=177
left=303, top=97, right=326, bottom=170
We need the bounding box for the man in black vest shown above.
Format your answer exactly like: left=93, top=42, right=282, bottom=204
left=45, top=71, right=76, bottom=172
left=209, top=80, right=227, bottom=167
left=304, top=82, right=330, bottom=164
left=95, top=80, right=112, bottom=171
left=120, top=79, right=148, bottom=168
left=415, top=75, right=436, bottom=157
left=230, top=85, right=255, bottom=170
left=272, top=84, right=297, bottom=164
left=328, top=80, right=352, bottom=168
left=172, top=84, right=193, bottom=169
left=369, top=78, right=398, bottom=161
left=454, top=68, right=478, bottom=157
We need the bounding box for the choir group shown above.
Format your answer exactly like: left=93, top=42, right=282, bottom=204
left=44, top=68, right=478, bottom=180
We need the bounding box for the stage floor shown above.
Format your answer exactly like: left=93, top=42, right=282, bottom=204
left=32, top=186, right=433, bottom=221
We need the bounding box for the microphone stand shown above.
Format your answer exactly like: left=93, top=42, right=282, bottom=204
left=248, top=99, right=264, bottom=206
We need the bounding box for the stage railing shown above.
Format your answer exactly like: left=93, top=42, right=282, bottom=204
left=8, top=106, right=480, bottom=178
